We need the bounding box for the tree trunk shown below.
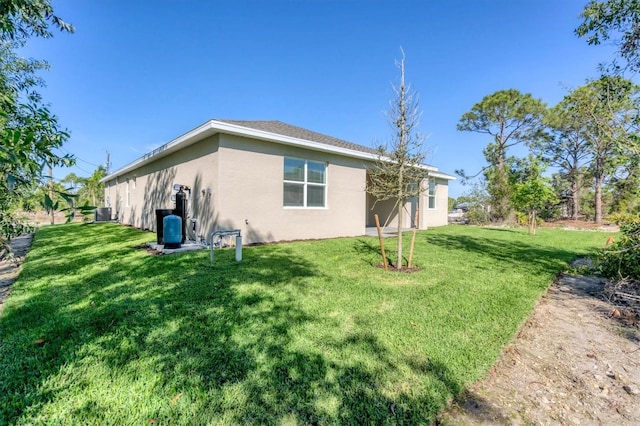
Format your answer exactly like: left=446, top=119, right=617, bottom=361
left=570, top=155, right=580, bottom=220
left=571, top=178, right=579, bottom=220
left=497, top=125, right=506, bottom=170
left=489, top=167, right=511, bottom=222
left=396, top=199, right=403, bottom=269
left=49, top=165, right=54, bottom=225
left=594, top=173, right=603, bottom=224
left=374, top=214, right=388, bottom=271
left=529, top=210, right=537, bottom=235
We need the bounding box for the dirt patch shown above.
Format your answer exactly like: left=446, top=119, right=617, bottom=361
left=375, top=264, right=421, bottom=273
left=134, top=243, right=164, bottom=256
left=439, top=271, right=640, bottom=425
left=542, top=219, right=620, bottom=233
left=0, top=234, right=34, bottom=315
left=604, top=279, right=640, bottom=328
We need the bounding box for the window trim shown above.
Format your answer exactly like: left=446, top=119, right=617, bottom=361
left=427, top=177, right=436, bottom=210
left=283, top=157, right=328, bottom=209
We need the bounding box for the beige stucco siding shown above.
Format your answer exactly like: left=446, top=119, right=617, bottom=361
left=104, top=135, right=220, bottom=232
left=215, top=134, right=368, bottom=243
left=366, top=177, right=449, bottom=229
left=424, top=178, right=449, bottom=227
left=103, top=133, right=370, bottom=244
left=103, top=132, right=451, bottom=244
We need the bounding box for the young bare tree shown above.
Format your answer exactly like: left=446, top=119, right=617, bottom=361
left=367, top=50, right=428, bottom=270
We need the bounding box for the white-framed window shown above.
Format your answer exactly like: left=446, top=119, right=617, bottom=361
left=283, top=157, right=327, bottom=208
left=428, top=178, right=436, bottom=209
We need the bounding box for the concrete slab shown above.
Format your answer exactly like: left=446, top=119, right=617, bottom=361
left=147, top=241, right=207, bottom=254
left=364, top=227, right=413, bottom=237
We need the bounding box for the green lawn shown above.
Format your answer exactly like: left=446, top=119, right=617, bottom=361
left=0, top=223, right=609, bottom=424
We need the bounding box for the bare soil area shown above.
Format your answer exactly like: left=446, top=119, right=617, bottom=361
left=0, top=234, right=33, bottom=315
left=541, top=219, right=620, bottom=233
left=439, top=272, right=640, bottom=425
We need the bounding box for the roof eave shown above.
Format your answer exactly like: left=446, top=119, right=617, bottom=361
left=215, top=120, right=383, bottom=161
left=101, top=120, right=449, bottom=182
left=428, top=170, right=456, bottom=180
left=102, top=120, right=387, bottom=182
left=101, top=120, right=220, bottom=182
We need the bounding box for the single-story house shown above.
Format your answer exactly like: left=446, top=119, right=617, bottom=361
left=101, top=120, right=455, bottom=244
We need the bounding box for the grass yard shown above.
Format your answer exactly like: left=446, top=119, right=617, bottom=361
left=0, top=223, right=609, bottom=424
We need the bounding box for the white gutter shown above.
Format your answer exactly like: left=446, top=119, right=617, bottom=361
left=102, top=119, right=455, bottom=182
left=429, top=170, right=456, bottom=180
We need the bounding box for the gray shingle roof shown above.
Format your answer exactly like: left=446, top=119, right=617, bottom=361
left=217, top=120, right=378, bottom=155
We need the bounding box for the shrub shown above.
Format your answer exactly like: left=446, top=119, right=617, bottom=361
left=539, top=203, right=561, bottom=221
left=466, top=207, right=489, bottom=225
left=514, top=212, right=544, bottom=227
left=515, top=212, right=528, bottom=226
left=597, top=221, right=640, bottom=280
left=606, top=212, right=640, bottom=225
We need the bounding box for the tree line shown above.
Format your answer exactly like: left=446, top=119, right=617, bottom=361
left=453, top=1, right=640, bottom=233
left=17, top=166, right=107, bottom=218
left=455, top=76, right=640, bottom=232
left=2, top=0, right=640, bottom=261
left=0, top=0, right=96, bottom=257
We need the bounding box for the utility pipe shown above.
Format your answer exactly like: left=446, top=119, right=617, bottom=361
left=209, top=229, right=242, bottom=264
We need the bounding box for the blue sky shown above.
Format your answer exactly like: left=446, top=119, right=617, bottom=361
left=21, top=0, right=616, bottom=198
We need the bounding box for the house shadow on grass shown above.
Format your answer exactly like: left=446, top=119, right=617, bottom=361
left=1, top=224, right=463, bottom=424
left=423, top=229, right=591, bottom=277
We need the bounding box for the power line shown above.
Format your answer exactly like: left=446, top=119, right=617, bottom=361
left=57, top=147, right=102, bottom=168
left=76, top=157, right=101, bottom=167
left=56, top=162, right=93, bottom=176
left=71, top=163, right=93, bottom=175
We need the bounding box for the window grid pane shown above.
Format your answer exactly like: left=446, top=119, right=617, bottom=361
left=284, top=158, right=305, bottom=182
left=428, top=196, right=436, bottom=209
left=428, top=178, right=436, bottom=209
left=284, top=182, right=304, bottom=206
left=307, top=161, right=326, bottom=184
left=284, top=158, right=327, bottom=208
left=307, top=185, right=325, bottom=207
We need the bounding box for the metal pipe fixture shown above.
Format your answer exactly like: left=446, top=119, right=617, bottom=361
left=209, top=229, right=242, bottom=264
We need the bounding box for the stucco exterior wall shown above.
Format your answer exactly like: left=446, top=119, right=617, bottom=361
left=424, top=178, right=449, bottom=227
left=104, top=135, right=220, bottom=233
left=366, top=177, right=449, bottom=229
left=103, top=133, right=451, bottom=244
left=215, top=134, right=368, bottom=243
